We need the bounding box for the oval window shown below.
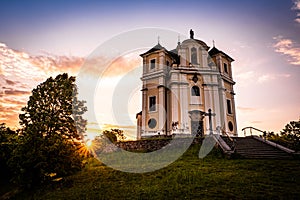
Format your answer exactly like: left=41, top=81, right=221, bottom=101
left=148, top=118, right=157, bottom=129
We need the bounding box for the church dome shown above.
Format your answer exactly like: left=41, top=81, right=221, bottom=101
left=180, top=29, right=210, bottom=51
left=181, top=38, right=210, bottom=51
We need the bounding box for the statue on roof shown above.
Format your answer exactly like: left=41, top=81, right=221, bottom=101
left=190, top=29, right=194, bottom=39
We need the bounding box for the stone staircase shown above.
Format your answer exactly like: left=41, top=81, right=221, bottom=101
left=221, top=136, right=294, bottom=159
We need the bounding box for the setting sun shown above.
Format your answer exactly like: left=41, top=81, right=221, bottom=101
left=86, top=140, right=93, bottom=148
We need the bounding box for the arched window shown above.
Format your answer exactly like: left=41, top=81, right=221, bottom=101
left=228, top=121, right=234, bottom=132
left=191, top=86, right=200, bottom=96
left=191, top=47, right=197, bottom=64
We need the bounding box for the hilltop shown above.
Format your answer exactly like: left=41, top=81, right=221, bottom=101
left=4, top=143, right=300, bottom=199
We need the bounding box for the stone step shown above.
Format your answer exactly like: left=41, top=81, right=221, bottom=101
left=237, top=153, right=292, bottom=159
left=240, top=156, right=292, bottom=159
left=237, top=152, right=290, bottom=156
left=236, top=149, right=286, bottom=152
left=221, top=136, right=293, bottom=159
left=236, top=150, right=288, bottom=154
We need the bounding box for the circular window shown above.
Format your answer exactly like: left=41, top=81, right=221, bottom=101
left=228, top=121, right=234, bottom=132
left=148, top=118, right=157, bottom=129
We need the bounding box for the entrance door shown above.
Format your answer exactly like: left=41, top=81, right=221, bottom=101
left=191, top=120, right=203, bottom=137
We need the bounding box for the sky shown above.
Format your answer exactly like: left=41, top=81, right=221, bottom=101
left=0, top=0, right=300, bottom=138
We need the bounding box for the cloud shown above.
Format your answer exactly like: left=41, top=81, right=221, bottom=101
left=0, top=111, right=19, bottom=128
left=29, top=54, right=84, bottom=75
left=5, top=79, right=16, bottom=85
left=0, top=98, right=25, bottom=105
left=81, top=53, right=142, bottom=78
left=235, top=71, right=255, bottom=86
left=0, top=100, right=22, bottom=123
left=251, top=121, right=263, bottom=124
left=3, top=89, right=30, bottom=96
left=257, top=74, right=274, bottom=83
left=236, top=71, right=254, bottom=80
left=237, top=106, right=257, bottom=112
left=273, top=36, right=300, bottom=65
left=292, top=0, right=300, bottom=11
left=0, top=42, right=142, bottom=128
left=227, top=69, right=291, bottom=86
left=236, top=71, right=273, bottom=85
left=258, top=73, right=291, bottom=83
left=292, top=0, right=300, bottom=23
left=0, top=42, right=84, bottom=79
left=0, top=43, right=85, bottom=128
left=104, top=56, right=141, bottom=76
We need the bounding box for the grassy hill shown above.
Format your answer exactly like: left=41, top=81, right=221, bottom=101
left=6, top=143, right=300, bottom=199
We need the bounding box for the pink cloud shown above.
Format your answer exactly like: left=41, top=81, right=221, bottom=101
left=80, top=53, right=142, bottom=78
left=104, top=56, right=141, bottom=76
left=29, top=54, right=84, bottom=75
left=0, top=43, right=85, bottom=128
left=5, top=79, right=16, bottom=85
left=2, top=89, right=30, bottom=96
left=237, top=106, right=257, bottom=112
left=257, top=73, right=291, bottom=84
left=0, top=43, right=142, bottom=128
left=273, top=36, right=300, bottom=65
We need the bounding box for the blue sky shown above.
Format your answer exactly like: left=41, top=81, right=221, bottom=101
left=1, top=0, right=297, bottom=55
left=0, top=0, right=299, bottom=136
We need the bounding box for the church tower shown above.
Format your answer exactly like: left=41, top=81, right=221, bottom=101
left=136, top=30, right=237, bottom=139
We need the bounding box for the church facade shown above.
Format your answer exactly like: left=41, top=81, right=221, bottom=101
left=136, top=30, right=237, bottom=139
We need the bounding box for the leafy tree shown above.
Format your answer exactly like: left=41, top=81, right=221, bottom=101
left=280, top=118, right=300, bottom=151
left=0, top=123, right=15, bottom=179
left=265, top=119, right=300, bottom=151
left=281, top=119, right=300, bottom=136
left=8, top=73, right=87, bottom=187
left=89, top=129, right=126, bottom=155
left=19, top=73, right=87, bottom=141
left=102, top=129, right=126, bottom=143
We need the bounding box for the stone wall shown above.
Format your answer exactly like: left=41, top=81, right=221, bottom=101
left=116, top=138, right=203, bottom=152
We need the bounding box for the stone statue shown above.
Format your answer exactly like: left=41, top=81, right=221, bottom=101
left=190, top=29, right=194, bottom=39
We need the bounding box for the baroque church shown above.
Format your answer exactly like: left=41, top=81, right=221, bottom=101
left=136, top=30, right=237, bottom=139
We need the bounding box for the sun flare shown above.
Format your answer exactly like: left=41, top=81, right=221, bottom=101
left=86, top=140, right=93, bottom=148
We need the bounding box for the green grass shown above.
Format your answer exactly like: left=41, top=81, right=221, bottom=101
left=6, top=144, right=300, bottom=199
